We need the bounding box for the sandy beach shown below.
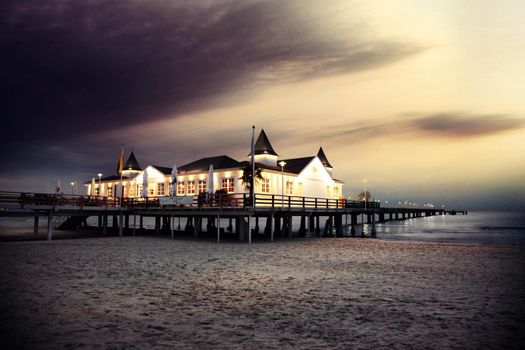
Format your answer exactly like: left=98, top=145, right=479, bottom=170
left=1, top=237, right=524, bottom=349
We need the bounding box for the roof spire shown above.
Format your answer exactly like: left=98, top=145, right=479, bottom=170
left=317, top=147, right=333, bottom=168
left=249, top=129, right=278, bottom=156
left=124, top=152, right=141, bottom=171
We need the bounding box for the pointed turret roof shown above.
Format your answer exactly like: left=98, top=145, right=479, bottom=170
left=317, top=147, right=333, bottom=168
left=250, top=129, right=278, bottom=156
left=124, top=152, right=141, bottom=171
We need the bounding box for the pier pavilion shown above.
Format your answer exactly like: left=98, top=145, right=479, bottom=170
left=85, top=129, right=344, bottom=202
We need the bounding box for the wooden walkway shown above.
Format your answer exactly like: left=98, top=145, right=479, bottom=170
left=0, top=191, right=465, bottom=242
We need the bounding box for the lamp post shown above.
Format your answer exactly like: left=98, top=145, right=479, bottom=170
left=363, top=179, right=367, bottom=210
left=97, top=173, right=103, bottom=196
left=279, top=161, right=286, bottom=207
left=70, top=181, right=75, bottom=195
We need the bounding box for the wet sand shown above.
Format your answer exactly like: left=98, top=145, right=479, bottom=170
left=1, top=237, right=524, bottom=349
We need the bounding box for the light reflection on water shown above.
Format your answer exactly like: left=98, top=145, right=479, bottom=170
left=374, top=211, right=525, bottom=245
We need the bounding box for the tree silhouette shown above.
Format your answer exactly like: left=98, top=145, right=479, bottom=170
left=240, top=164, right=263, bottom=197
left=358, top=191, right=372, bottom=201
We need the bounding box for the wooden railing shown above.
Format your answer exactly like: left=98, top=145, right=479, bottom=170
left=0, top=190, right=380, bottom=210
left=0, top=191, right=119, bottom=208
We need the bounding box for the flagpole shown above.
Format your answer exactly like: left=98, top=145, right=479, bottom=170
left=248, top=126, right=255, bottom=245
left=119, top=144, right=124, bottom=237
left=251, top=125, right=255, bottom=209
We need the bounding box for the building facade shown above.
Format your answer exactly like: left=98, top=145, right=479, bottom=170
left=85, top=130, right=344, bottom=200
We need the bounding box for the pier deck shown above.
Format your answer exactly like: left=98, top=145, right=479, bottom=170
left=0, top=191, right=465, bottom=242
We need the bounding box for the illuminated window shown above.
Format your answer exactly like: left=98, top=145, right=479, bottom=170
left=95, top=188, right=100, bottom=196
left=221, top=178, right=234, bottom=193
left=198, top=180, right=207, bottom=193
left=108, top=186, right=113, bottom=197
left=326, top=186, right=331, bottom=198
left=187, top=180, right=195, bottom=195
left=157, top=183, right=165, bottom=196
left=261, top=178, right=270, bottom=193
left=297, top=182, right=303, bottom=196
left=149, top=185, right=154, bottom=196
left=334, top=186, right=339, bottom=198
left=286, top=181, right=293, bottom=195
left=177, top=181, right=185, bottom=195
left=138, top=185, right=143, bottom=196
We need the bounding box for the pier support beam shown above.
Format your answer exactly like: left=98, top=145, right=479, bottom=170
left=299, top=215, right=306, bottom=236
left=194, top=217, right=201, bottom=238
left=47, top=211, right=53, bottom=241
left=287, top=215, right=293, bottom=239
left=171, top=215, right=174, bottom=239
left=155, top=216, right=160, bottom=235
left=237, top=217, right=248, bottom=241
left=217, top=214, right=221, bottom=243
left=350, top=214, right=356, bottom=236
left=103, top=215, right=108, bottom=235
left=274, top=216, right=281, bottom=237
left=112, top=215, right=118, bottom=231
left=270, top=213, right=274, bottom=242
left=118, top=212, right=124, bottom=237
left=371, top=213, right=377, bottom=237
left=33, top=216, right=39, bottom=239
left=125, top=214, right=129, bottom=233
left=185, top=217, right=194, bottom=232
left=360, top=214, right=365, bottom=238
left=335, top=214, right=343, bottom=237
left=254, top=216, right=259, bottom=234
left=308, top=214, right=315, bottom=236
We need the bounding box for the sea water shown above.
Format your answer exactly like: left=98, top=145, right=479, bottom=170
left=371, top=211, right=525, bottom=245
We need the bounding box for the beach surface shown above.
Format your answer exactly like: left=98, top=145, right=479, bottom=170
left=1, top=237, right=524, bottom=349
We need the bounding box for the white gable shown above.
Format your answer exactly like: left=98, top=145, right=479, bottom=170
left=296, top=157, right=337, bottom=198
left=297, top=157, right=334, bottom=183
left=135, top=165, right=167, bottom=183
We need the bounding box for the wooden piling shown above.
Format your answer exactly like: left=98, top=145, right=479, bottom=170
left=194, top=217, right=201, bottom=238
left=371, top=212, right=377, bottom=237
left=171, top=214, right=174, bottom=239
left=103, top=215, right=108, bottom=235
left=217, top=214, right=220, bottom=243
left=47, top=211, right=53, bottom=241
left=299, top=215, right=306, bottom=236
left=350, top=214, right=356, bottom=236
left=33, top=215, right=39, bottom=239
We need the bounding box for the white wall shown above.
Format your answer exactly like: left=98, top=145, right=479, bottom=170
left=297, top=157, right=339, bottom=198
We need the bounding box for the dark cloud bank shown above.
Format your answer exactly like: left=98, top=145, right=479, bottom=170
left=1, top=0, right=417, bottom=143
left=330, top=113, right=525, bottom=140
left=0, top=0, right=421, bottom=190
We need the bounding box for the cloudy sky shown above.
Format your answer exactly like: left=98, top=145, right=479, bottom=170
left=1, top=0, right=524, bottom=210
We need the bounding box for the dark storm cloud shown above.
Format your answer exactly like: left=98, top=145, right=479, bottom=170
left=318, top=113, right=525, bottom=142
left=1, top=0, right=420, bottom=145
left=0, top=0, right=422, bottom=190
left=409, top=113, right=525, bottom=137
